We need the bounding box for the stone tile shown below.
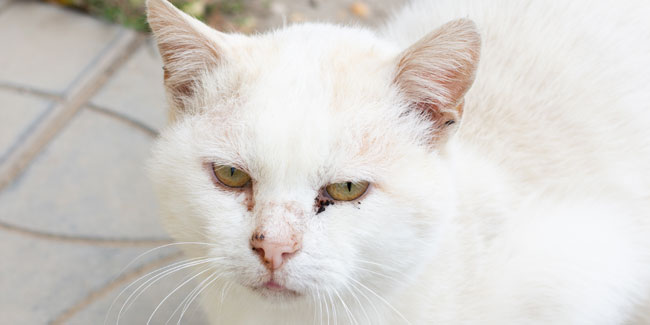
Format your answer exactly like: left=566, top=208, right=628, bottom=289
left=0, top=88, right=50, bottom=161
left=69, top=254, right=209, bottom=325
left=0, top=229, right=173, bottom=324
left=0, top=2, right=122, bottom=94
left=0, top=108, right=168, bottom=240
left=92, top=39, right=169, bottom=132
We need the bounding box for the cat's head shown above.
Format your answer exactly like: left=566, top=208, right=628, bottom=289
left=147, top=0, right=479, bottom=306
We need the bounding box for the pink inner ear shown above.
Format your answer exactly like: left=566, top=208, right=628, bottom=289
left=414, top=100, right=464, bottom=130
left=394, top=18, right=481, bottom=121
left=147, top=0, right=224, bottom=109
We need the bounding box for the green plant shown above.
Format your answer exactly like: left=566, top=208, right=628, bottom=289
left=44, top=0, right=225, bottom=32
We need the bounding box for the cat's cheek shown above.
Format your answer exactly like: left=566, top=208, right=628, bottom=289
left=361, top=191, right=440, bottom=266
left=301, top=219, right=357, bottom=288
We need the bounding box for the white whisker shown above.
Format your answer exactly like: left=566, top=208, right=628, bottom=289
left=114, top=241, right=220, bottom=281
left=309, top=289, right=317, bottom=325
left=346, top=276, right=412, bottom=325
left=181, top=271, right=224, bottom=324
left=117, top=257, right=222, bottom=324
left=107, top=256, right=208, bottom=324
left=344, top=281, right=370, bottom=325
left=351, top=265, right=402, bottom=284
left=176, top=271, right=217, bottom=324
left=123, top=258, right=214, bottom=313
left=354, top=259, right=402, bottom=273
left=334, top=288, right=357, bottom=325
left=320, top=287, right=330, bottom=325
left=325, top=289, right=338, bottom=325
left=146, top=266, right=214, bottom=324
left=316, top=287, right=324, bottom=325
left=347, top=280, right=380, bottom=321
left=165, top=269, right=218, bottom=324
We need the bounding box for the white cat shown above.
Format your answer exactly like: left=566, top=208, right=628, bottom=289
left=146, top=0, right=650, bottom=323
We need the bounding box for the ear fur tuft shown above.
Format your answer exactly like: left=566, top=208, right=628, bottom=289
left=394, top=18, right=481, bottom=127
left=146, top=0, right=227, bottom=113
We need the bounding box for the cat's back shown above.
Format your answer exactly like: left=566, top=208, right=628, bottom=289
left=384, top=0, right=650, bottom=197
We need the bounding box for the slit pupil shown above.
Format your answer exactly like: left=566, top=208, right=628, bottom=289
left=230, top=167, right=235, bottom=176
left=347, top=182, right=352, bottom=192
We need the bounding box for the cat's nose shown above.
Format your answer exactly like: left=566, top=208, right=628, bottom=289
left=250, top=233, right=301, bottom=270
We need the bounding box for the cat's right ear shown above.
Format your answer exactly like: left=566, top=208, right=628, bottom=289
left=394, top=19, right=481, bottom=143
left=146, top=0, right=231, bottom=117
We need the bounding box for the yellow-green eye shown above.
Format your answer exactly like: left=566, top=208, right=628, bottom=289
left=325, top=181, right=369, bottom=201
left=212, top=164, right=251, bottom=188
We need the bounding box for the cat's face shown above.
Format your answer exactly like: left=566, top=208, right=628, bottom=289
left=147, top=0, right=479, bottom=304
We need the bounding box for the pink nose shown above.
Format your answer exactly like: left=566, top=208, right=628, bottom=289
left=251, top=233, right=301, bottom=270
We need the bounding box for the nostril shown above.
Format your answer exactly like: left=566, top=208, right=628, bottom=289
left=281, top=251, right=295, bottom=260
left=252, top=246, right=265, bottom=258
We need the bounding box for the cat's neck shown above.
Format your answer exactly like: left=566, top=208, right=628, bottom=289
left=389, top=140, right=516, bottom=322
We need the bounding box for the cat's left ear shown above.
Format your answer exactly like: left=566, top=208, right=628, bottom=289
left=146, top=0, right=235, bottom=118
left=394, top=19, right=481, bottom=140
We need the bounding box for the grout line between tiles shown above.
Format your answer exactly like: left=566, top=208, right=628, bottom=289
left=50, top=252, right=183, bottom=325
left=0, top=82, right=64, bottom=102
left=0, top=31, right=146, bottom=191
left=0, top=221, right=171, bottom=247
left=86, top=103, right=159, bottom=137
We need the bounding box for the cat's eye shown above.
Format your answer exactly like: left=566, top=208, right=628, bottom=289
left=325, top=181, right=369, bottom=201
left=212, top=164, right=251, bottom=188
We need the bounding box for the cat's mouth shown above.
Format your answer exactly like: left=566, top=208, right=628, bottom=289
left=249, top=278, right=301, bottom=299
left=263, top=279, right=286, bottom=290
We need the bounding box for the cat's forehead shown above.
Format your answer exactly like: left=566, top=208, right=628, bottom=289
left=251, top=24, right=398, bottom=67
left=237, top=24, right=400, bottom=103
left=191, top=25, right=424, bottom=182
left=233, top=28, right=401, bottom=138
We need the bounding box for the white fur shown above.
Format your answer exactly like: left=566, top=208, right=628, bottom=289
left=147, top=0, right=650, bottom=323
